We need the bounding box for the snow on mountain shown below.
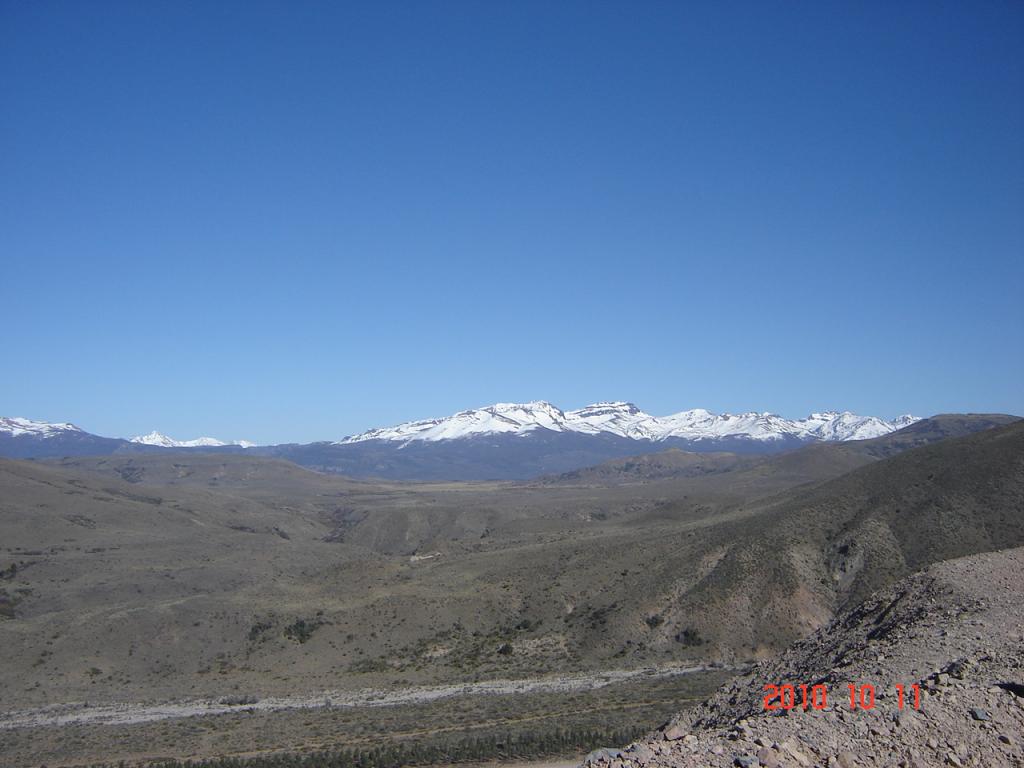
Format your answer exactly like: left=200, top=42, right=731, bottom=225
left=339, top=402, right=920, bottom=445
left=129, top=431, right=255, bottom=448
left=892, top=414, right=920, bottom=429
left=0, top=416, right=84, bottom=438
left=2, top=408, right=919, bottom=451
left=342, top=402, right=570, bottom=443
left=563, top=402, right=664, bottom=439
left=654, top=409, right=796, bottom=441
left=130, top=431, right=225, bottom=448
left=800, top=411, right=894, bottom=441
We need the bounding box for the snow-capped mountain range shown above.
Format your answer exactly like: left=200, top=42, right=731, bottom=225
left=0, top=406, right=945, bottom=481
left=1, top=404, right=918, bottom=452
left=339, top=401, right=919, bottom=445
left=0, top=416, right=85, bottom=439
left=0, top=418, right=254, bottom=449
left=129, top=431, right=257, bottom=449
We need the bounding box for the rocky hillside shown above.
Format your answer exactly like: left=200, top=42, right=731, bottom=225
left=542, top=449, right=749, bottom=484
left=651, top=420, right=1024, bottom=659
left=592, top=546, right=1024, bottom=767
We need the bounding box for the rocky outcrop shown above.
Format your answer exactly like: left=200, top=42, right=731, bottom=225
left=585, top=547, right=1024, bottom=767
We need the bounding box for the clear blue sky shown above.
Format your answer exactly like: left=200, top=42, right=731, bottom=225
left=2, top=1, right=1022, bottom=444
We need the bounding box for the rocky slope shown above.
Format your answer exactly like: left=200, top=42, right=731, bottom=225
left=588, top=547, right=1024, bottom=767
left=648, top=419, right=1024, bottom=659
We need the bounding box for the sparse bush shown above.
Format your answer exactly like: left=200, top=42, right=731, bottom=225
left=283, top=616, right=326, bottom=644
left=247, top=619, right=274, bottom=642
left=80, top=723, right=649, bottom=768
left=0, top=589, right=15, bottom=619
left=675, top=626, right=703, bottom=646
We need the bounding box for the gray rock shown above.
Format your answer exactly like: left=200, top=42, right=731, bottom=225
left=893, top=709, right=914, bottom=727
left=663, top=724, right=687, bottom=740
left=629, top=744, right=654, bottom=762
left=780, top=740, right=812, bottom=767
left=583, top=748, right=622, bottom=764
left=943, top=659, right=970, bottom=679
left=969, top=708, right=990, bottom=721
left=734, top=756, right=760, bottom=768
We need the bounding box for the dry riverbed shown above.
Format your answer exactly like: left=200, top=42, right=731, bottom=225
left=0, top=665, right=737, bottom=768
left=0, top=663, right=729, bottom=730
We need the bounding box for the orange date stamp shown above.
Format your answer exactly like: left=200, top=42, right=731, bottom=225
left=762, top=683, right=922, bottom=711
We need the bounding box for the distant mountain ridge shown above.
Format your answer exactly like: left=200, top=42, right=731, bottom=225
left=0, top=418, right=255, bottom=453
left=0, top=416, right=84, bottom=438
left=1, top=403, right=917, bottom=450
left=129, top=431, right=256, bottom=448
left=5, top=407, right=1014, bottom=482
left=0, top=416, right=126, bottom=459
left=338, top=401, right=918, bottom=444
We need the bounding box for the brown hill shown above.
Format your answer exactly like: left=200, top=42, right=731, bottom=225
left=541, top=449, right=748, bottom=485
left=841, top=412, right=1021, bottom=459
left=646, top=419, right=1024, bottom=660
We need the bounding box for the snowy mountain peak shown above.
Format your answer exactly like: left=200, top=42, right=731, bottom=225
left=486, top=401, right=566, bottom=420
left=130, top=431, right=172, bottom=447
left=339, top=402, right=920, bottom=446
left=340, top=401, right=569, bottom=444
left=129, top=431, right=254, bottom=448
left=892, top=414, right=919, bottom=428
left=564, top=402, right=660, bottom=439
left=569, top=401, right=644, bottom=417
left=0, top=416, right=84, bottom=438
left=130, top=431, right=226, bottom=448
